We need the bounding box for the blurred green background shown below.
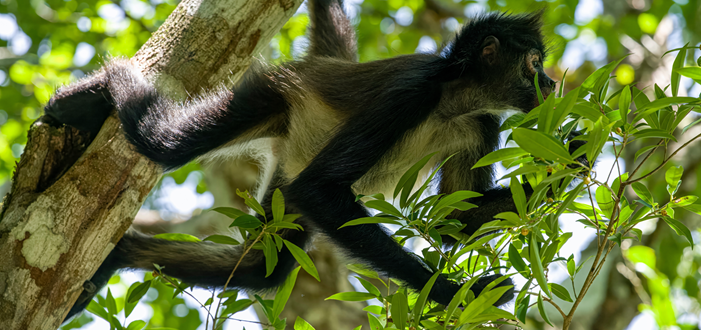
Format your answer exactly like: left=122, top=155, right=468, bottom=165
left=2, top=0, right=701, bottom=329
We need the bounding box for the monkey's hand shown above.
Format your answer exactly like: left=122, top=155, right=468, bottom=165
left=44, top=68, right=114, bottom=135
left=63, top=245, right=122, bottom=323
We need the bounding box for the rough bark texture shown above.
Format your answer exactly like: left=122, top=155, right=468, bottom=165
left=281, top=240, right=369, bottom=329
left=0, top=0, right=301, bottom=328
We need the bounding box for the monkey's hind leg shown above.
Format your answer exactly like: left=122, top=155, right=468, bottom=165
left=64, top=228, right=311, bottom=322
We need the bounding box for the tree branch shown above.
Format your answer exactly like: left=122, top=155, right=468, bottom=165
left=0, top=0, right=302, bottom=328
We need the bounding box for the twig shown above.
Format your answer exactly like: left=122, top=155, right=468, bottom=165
left=627, top=132, right=701, bottom=184
left=628, top=140, right=663, bottom=179
left=212, top=230, right=266, bottom=329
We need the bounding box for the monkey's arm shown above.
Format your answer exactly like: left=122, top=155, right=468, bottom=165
left=282, top=67, right=477, bottom=305
left=45, top=60, right=289, bottom=170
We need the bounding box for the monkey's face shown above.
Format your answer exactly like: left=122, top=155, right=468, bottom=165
left=486, top=47, right=554, bottom=113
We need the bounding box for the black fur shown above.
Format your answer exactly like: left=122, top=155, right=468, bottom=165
left=47, top=1, right=560, bottom=322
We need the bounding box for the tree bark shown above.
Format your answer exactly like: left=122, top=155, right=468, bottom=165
left=0, top=0, right=301, bottom=328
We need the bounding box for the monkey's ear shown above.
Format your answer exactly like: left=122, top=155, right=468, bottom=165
left=481, top=36, right=500, bottom=65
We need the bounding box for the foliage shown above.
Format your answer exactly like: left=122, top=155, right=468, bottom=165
left=4, top=0, right=701, bottom=329
left=71, top=48, right=701, bottom=328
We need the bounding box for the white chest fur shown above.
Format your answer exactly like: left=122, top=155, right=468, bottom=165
left=277, top=93, right=487, bottom=197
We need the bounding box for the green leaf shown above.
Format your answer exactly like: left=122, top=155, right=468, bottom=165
left=153, top=233, right=201, bottom=242
left=264, top=236, right=278, bottom=278
left=458, top=285, right=514, bottom=324
left=587, top=117, right=614, bottom=165
left=512, top=128, right=575, bottom=163
left=429, top=190, right=482, bottom=218
left=203, top=235, right=241, bottom=245
left=339, top=217, right=402, bottom=229
left=124, top=282, right=141, bottom=318
left=634, top=145, right=658, bottom=162
left=105, top=288, right=118, bottom=316
left=368, top=313, right=385, bottom=330
left=516, top=294, right=530, bottom=324
left=494, top=212, right=524, bottom=226
left=212, top=207, right=248, bottom=219
left=443, top=278, right=478, bottom=329
left=87, top=301, right=110, bottom=321
left=364, top=200, right=403, bottom=217
left=550, top=283, right=573, bottom=302
left=272, top=266, right=301, bottom=319
left=127, top=280, right=151, bottom=304
left=510, top=177, right=527, bottom=220
left=272, top=188, right=285, bottom=223
left=294, top=317, right=315, bottom=330
left=529, top=233, right=551, bottom=298
left=390, top=291, right=409, bottom=330
left=346, top=264, right=381, bottom=280
left=545, top=87, right=579, bottom=134
left=126, top=320, right=147, bottom=330
left=581, top=57, right=627, bottom=100
left=632, top=128, right=677, bottom=142
left=221, top=299, right=254, bottom=316
left=355, top=276, right=382, bottom=297
left=619, top=85, right=631, bottom=123
left=671, top=196, right=697, bottom=207
left=671, top=44, right=688, bottom=96
left=567, top=255, right=576, bottom=276
left=682, top=115, right=701, bottom=134
left=595, top=185, right=615, bottom=219
left=535, top=72, right=544, bottom=104
left=363, top=305, right=384, bottom=315
left=631, top=182, right=654, bottom=205
left=681, top=203, right=701, bottom=216
left=472, top=147, right=529, bottom=169
left=500, top=112, right=526, bottom=131
left=537, top=294, right=554, bottom=326
left=676, top=67, right=701, bottom=84
left=572, top=103, right=604, bottom=121
left=283, top=240, right=320, bottom=281
left=508, top=244, right=528, bottom=274
left=665, top=166, right=684, bottom=197
left=413, top=272, right=439, bottom=327
left=283, top=213, right=303, bottom=223
left=421, top=319, right=443, bottom=330
left=394, top=152, right=437, bottom=203
left=326, top=292, right=378, bottom=301
left=662, top=217, right=694, bottom=247
left=236, top=189, right=266, bottom=218
left=537, top=91, right=557, bottom=133
left=633, top=97, right=700, bottom=122
left=554, top=182, right=585, bottom=220
left=230, top=214, right=263, bottom=229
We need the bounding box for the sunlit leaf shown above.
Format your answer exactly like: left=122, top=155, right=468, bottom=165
left=153, top=233, right=201, bottom=242
left=550, top=283, right=573, bottom=302
left=472, top=147, right=529, bottom=169
left=513, top=128, right=575, bottom=163
left=272, top=266, right=301, bottom=319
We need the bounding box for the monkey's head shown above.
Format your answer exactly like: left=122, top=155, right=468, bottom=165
left=441, top=11, right=555, bottom=113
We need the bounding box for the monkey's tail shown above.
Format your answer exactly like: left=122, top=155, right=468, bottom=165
left=65, top=229, right=309, bottom=322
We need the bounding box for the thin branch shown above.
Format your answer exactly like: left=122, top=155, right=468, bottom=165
left=543, top=296, right=567, bottom=319
left=627, top=132, right=701, bottom=184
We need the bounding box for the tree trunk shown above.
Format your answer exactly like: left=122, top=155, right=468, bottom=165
left=0, top=0, right=301, bottom=328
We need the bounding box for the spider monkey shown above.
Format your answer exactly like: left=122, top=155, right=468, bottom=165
left=46, top=0, right=570, bottom=321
